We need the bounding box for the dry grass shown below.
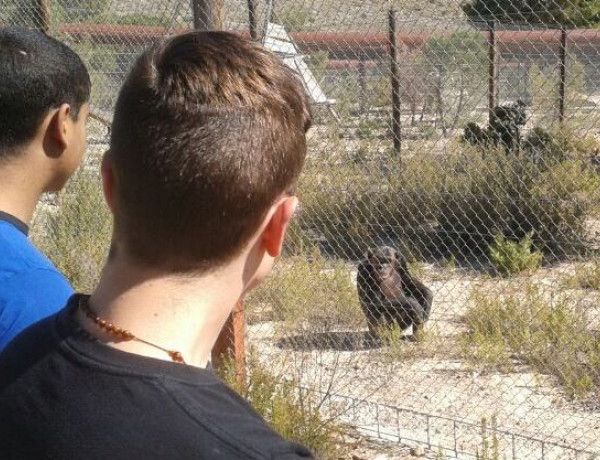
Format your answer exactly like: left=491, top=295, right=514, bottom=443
left=462, top=283, right=600, bottom=398
left=247, top=251, right=365, bottom=336
left=218, top=353, right=347, bottom=460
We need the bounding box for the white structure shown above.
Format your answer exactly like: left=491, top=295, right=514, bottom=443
left=262, top=22, right=340, bottom=121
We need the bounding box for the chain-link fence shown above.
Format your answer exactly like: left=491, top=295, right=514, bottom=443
left=6, top=0, right=600, bottom=458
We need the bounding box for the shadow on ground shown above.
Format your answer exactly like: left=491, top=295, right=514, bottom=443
left=276, top=330, right=415, bottom=351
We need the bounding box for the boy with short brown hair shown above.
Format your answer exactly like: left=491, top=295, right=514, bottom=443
left=0, top=31, right=313, bottom=460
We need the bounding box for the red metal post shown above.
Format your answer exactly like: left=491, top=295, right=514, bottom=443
left=211, top=300, right=246, bottom=385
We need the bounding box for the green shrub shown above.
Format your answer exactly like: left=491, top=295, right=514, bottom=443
left=278, top=7, right=309, bottom=32
left=463, top=0, right=600, bottom=28
left=218, top=354, right=343, bottom=460
left=527, top=61, right=588, bottom=124
left=462, top=284, right=600, bottom=398
left=33, top=172, right=111, bottom=292
left=282, top=220, right=317, bottom=256
left=306, top=52, right=329, bottom=82
left=56, top=0, right=110, bottom=21
left=297, top=160, right=373, bottom=258
left=489, top=232, right=543, bottom=276
left=436, top=143, right=600, bottom=258
left=421, top=32, right=488, bottom=130
left=356, top=119, right=380, bottom=140
left=524, top=126, right=600, bottom=167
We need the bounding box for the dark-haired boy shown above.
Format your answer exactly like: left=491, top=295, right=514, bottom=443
left=0, top=31, right=314, bottom=459
left=0, top=27, right=90, bottom=350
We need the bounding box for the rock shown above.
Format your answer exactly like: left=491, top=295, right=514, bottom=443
left=410, top=446, right=425, bottom=457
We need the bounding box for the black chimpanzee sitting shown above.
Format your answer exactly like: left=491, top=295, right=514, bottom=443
left=357, top=246, right=433, bottom=340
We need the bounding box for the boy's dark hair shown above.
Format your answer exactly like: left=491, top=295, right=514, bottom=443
left=0, top=27, right=91, bottom=157
left=110, top=31, right=312, bottom=272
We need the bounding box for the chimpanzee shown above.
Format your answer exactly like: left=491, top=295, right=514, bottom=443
left=357, top=246, right=433, bottom=340
left=489, top=99, right=527, bottom=154
left=463, top=100, right=528, bottom=154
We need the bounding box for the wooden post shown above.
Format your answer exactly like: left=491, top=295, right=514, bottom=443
left=558, top=26, right=568, bottom=124
left=488, top=20, right=498, bottom=122
left=211, top=300, right=246, bottom=385
left=388, top=8, right=402, bottom=156
left=267, top=0, right=275, bottom=23
left=263, top=0, right=275, bottom=39
left=34, top=0, right=51, bottom=32
left=191, top=0, right=223, bottom=31
left=247, top=0, right=258, bottom=41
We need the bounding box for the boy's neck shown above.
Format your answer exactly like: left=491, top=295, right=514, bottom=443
left=0, top=156, right=46, bottom=226
left=81, top=251, right=245, bottom=368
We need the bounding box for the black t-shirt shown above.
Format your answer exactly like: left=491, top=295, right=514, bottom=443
left=0, top=295, right=314, bottom=460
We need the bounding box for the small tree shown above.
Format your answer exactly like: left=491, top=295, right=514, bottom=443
left=463, top=0, right=600, bottom=28
left=56, top=0, right=110, bottom=21
left=421, top=31, right=488, bottom=132
left=528, top=58, right=588, bottom=125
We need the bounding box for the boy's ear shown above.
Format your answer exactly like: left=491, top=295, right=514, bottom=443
left=261, top=195, right=298, bottom=258
left=44, top=104, right=71, bottom=157
left=100, top=150, right=116, bottom=213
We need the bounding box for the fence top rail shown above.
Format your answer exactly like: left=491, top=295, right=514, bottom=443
left=48, top=24, right=600, bottom=52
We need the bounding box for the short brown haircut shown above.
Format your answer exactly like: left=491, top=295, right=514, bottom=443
left=110, top=31, right=312, bottom=272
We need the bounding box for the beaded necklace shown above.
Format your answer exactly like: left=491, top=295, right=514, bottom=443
left=78, top=296, right=186, bottom=364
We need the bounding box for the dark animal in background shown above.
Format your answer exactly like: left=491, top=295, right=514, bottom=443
left=463, top=122, right=490, bottom=148
left=489, top=100, right=527, bottom=153
left=462, top=100, right=527, bottom=154
left=357, top=246, right=433, bottom=340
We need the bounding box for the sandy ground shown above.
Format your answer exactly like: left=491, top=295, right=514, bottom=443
left=247, top=263, right=600, bottom=459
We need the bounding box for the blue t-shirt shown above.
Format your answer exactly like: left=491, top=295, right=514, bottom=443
left=0, top=212, right=73, bottom=350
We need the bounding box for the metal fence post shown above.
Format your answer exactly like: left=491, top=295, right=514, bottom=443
left=191, top=0, right=222, bottom=31
left=488, top=20, right=498, bottom=121
left=558, top=26, right=568, bottom=124
left=33, top=0, right=51, bottom=32
left=388, top=8, right=402, bottom=157
left=247, top=0, right=258, bottom=41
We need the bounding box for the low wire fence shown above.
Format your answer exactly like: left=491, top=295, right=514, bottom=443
left=6, top=0, right=600, bottom=458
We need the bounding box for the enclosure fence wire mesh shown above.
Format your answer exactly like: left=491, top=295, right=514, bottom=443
left=5, top=0, right=600, bottom=458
